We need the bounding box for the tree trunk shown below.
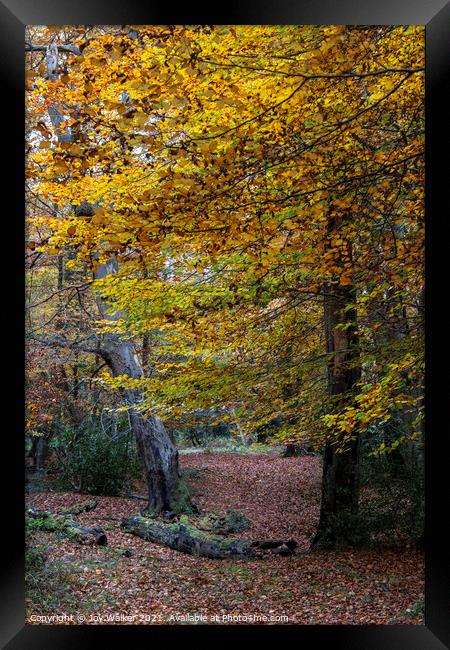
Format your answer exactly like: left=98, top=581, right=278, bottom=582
left=39, top=43, right=185, bottom=515
left=94, top=258, right=185, bottom=514
left=313, top=213, right=362, bottom=549
left=283, top=444, right=303, bottom=457
left=35, top=436, right=45, bottom=478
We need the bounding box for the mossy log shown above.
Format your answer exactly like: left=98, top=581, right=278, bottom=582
left=64, top=522, right=107, bottom=546
left=27, top=507, right=107, bottom=546
left=121, top=515, right=296, bottom=559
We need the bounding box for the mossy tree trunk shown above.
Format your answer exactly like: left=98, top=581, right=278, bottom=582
left=121, top=515, right=297, bottom=559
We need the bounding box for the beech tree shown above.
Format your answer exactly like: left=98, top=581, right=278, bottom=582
left=26, top=25, right=424, bottom=544
left=26, top=26, right=185, bottom=514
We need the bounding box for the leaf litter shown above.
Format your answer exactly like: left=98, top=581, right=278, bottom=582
left=26, top=452, right=424, bottom=625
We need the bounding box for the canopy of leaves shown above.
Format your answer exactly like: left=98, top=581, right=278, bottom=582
left=26, top=25, right=424, bottom=452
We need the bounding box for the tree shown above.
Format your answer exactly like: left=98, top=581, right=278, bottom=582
left=312, top=208, right=362, bottom=547
left=26, top=26, right=187, bottom=514
left=26, top=25, right=424, bottom=543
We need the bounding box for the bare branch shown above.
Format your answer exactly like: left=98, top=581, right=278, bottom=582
left=28, top=283, right=89, bottom=309
left=29, top=335, right=107, bottom=358
left=26, top=42, right=81, bottom=56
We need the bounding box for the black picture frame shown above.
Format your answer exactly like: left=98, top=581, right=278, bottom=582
left=2, top=1, right=449, bottom=647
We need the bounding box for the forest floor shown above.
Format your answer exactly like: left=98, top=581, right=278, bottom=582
left=26, top=451, right=424, bottom=625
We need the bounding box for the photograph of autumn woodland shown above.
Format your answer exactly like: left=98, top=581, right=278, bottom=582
left=25, top=25, right=424, bottom=625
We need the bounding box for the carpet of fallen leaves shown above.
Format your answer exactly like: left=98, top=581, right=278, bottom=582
left=26, top=452, right=424, bottom=625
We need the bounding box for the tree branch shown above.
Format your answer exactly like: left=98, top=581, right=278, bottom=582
left=29, top=335, right=107, bottom=358
left=25, top=43, right=81, bottom=55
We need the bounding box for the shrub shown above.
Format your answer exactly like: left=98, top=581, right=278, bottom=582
left=358, top=430, right=424, bottom=545
left=50, top=418, right=142, bottom=496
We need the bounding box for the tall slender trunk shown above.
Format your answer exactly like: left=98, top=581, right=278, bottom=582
left=57, top=253, right=64, bottom=290
left=281, top=345, right=303, bottom=456
left=31, top=435, right=46, bottom=479
left=313, top=212, right=361, bottom=549
left=417, top=285, right=425, bottom=446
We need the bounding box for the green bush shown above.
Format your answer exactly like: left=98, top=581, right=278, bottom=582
left=358, top=430, right=424, bottom=545
left=50, top=419, right=142, bottom=496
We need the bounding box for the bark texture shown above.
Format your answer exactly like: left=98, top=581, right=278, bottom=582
left=27, top=507, right=107, bottom=545
left=313, top=213, right=362, bottom=549
left=94, top=258, right=183, bottom=514
left=121, top=515, right=297, bottom=559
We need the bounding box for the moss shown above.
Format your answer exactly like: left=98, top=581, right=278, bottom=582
left=172, top=478, right=194, bottom=514
left=27, top=513, right=71, bottom=533
left=213, top=510, right=250, bottom=534
left=64, top=526, right=84, bottom=541
left=405, top=597, right=424, bottom=619
left=186, top=510, right=251, bottom=534
left=123, top=511, right=263, bottom=558
left=177, top=523, right=250, bottom=551
left=130, top=515, right=241, bottom=547
left=197, top=513, right=218, bottom=530
left=142, top=508, right=159, bottom=519
left=313, top=511, right=371, bottom=549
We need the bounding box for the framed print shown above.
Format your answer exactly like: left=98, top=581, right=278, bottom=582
left=1, top=0, right=449, bottom=647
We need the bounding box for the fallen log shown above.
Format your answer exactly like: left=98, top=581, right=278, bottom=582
left=121, top=515, right=296, bottom=559
left=26, top=507, right=107, bottom=546
left=65, top=523, right=107, bottom=546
